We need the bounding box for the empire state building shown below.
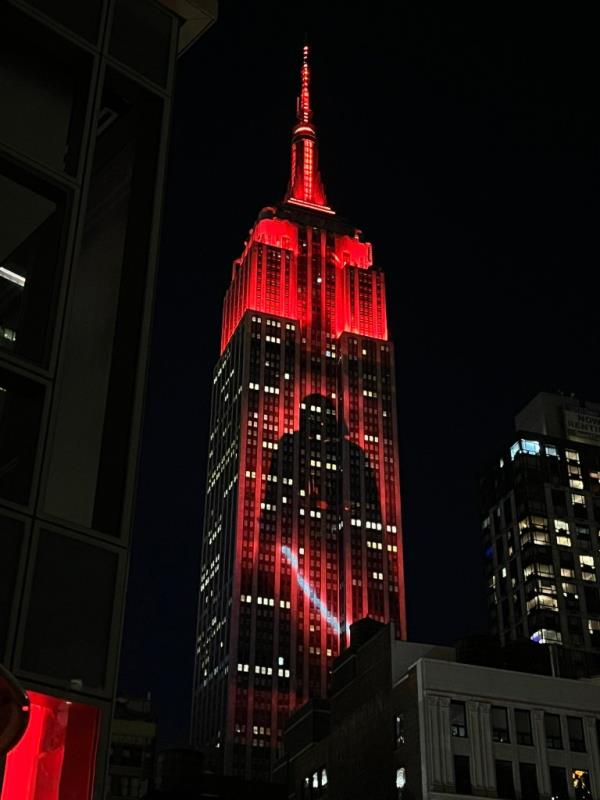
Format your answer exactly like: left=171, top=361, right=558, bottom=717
left=192, top=47, right=406, bottom=778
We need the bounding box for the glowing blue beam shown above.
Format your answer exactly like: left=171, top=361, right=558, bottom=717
left=281, top=545, right=342, bottom=635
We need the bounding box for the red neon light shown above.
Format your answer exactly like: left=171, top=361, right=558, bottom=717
left=219, top=48, right=389, bottom=352
left=285, top=45, right=331, bottom=212
left=220, top=215, right=386, bottom=352
left=300, top=45, right=311, bottom=124
left=1, top=691, right=100, bottom=800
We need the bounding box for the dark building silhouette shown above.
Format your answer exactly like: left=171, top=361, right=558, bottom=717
left=0, top=1, right=216, bottom=796
left=481, top=392, right=600, bottom=677
left=108, top=694, right=157, bottom=800
left=145, top=747, right=286, bottom=799
left=192, top=47, right=406, bottom=778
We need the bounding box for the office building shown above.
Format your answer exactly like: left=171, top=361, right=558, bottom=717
left=481, top=392, right=600, bottom=676
left=0, top=1, right=216, bottom=796
left=107, top=695, right=157, bottom=800
left=275, top=619, right=600, bottom=799
left=192, top=47, right=406, bottom=778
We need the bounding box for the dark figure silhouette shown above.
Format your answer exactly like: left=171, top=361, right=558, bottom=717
left=262, top=392, right=381, bottom=523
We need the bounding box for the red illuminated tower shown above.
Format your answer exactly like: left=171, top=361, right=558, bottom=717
left=192, top=46, right=406, bottom=779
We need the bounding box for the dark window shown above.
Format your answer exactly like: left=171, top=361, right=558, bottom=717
left=0, top=5, right=91, bottom=174
left=549, top=766, right=568, bottom=800
left=24, top=0, right=103, bottom=40
left=110, top=0, right=174, bottom=87
left=567, top=717, right=586, bottom=752
left=552, top=489, right=567, bottom=514
left=515, top=709, right=533, bottom=746
left=495, top=760, right=515, bottom=799
left=454, top=755, right=472, bottom=795
left=0, top=161, right=66, bottom=366
left=0, top=367, right=44, bottom=506
left=450, top=701, right=467, bottom=737
left=20, top=531, right=118, bottom=689
left=519, top=763, right=539, bottom=800
left=584, top=587, right=600, bottom=614
left=42, top=69, right=162, bottom=537
left=0, top=515, right=24, bottom=659
left=573, top=768, right=593, bottom=800
left=492, top=706, right=510, bottom=743
left=545, top=713, right=563, bottom=749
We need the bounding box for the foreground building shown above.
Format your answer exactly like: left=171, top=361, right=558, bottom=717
left=192, top=47, right=406, bottom=777
left=481, top=392, right=600, bottom=677
left=0, top=1, right=216, bottom=796
left=275, top=619, right=600, bottom=799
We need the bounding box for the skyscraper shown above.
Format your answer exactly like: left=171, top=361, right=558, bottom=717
left=192, top=47, right=406, bottom=778
left=481, top=392, right=600, bottom=677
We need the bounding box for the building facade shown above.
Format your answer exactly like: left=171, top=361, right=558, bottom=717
left=107, top=695, right=157, bottom=800
left=275, top=620, right=600, bottom=800
left=0, top=1, right=216, bottom=797
left=192, top=47, right=406, bottom=778
left=481, top=392, right=600, bottom=677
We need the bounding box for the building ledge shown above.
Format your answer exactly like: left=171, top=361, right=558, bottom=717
left=158, top=0, right=217, bottom=54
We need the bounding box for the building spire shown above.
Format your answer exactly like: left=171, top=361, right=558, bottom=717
left=285, top=45, right=334, bottom=214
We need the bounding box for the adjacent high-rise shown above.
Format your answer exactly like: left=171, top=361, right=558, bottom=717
left=481, top=392, right=600, bottom=677
left=192, top=47, right=406, bottom=778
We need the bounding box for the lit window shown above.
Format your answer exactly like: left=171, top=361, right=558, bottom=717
left=571, top=493, right=586, bottom=506
left=545, top=445, right=559, bottom=457
left=510, top=439, right=540, bottom=459
left=572, top=769, right=592, bottom=799
left=395, top=713, right=405, bottom=745
left=450, top=701, right=467, bottom=737
left=566, top=450, right=580, bottom=463
left=396, top=767, right=406, bottom=789
left=562, top=582, right=578, bottom=597
left=580, top=555, right=595, bottom=567
left=530, top=629, right=562, bottom=644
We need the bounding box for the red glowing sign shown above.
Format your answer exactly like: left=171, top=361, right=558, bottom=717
left=0, top=691, right=100, bottom=800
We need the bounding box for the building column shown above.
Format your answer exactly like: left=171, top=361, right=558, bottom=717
left=583, top=716, right=600, bottom=799
left=438, top=697, right=455, bottom=790
left=480, top=702, right=496, bottom=795
left=424, top=695, right=454, bottom=793
left=468, top=701, right=495, bottom=797
left=532, top=709, right=551, bottom=799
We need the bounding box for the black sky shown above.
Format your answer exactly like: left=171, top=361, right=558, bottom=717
left=119, top=3, right=600, bottom=744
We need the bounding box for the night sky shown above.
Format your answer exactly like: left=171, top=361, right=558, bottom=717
left=118, top=3, right=600, bottom=744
